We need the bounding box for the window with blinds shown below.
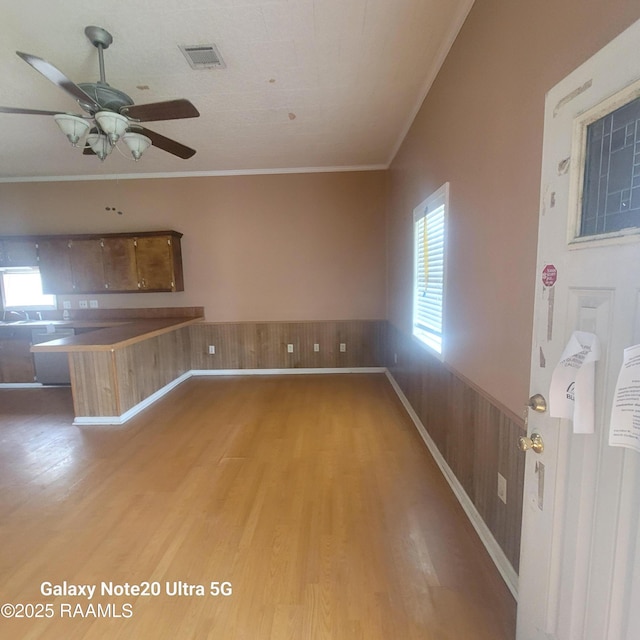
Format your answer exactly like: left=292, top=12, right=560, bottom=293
left=413, top=183, right=448, bottom=356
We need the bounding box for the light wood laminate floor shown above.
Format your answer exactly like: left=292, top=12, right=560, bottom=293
left=0, top=374, right=516, bottom=639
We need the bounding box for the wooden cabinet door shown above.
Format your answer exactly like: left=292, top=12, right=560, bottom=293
left=102, top=237, right=138, bottom=292
left=26, top=231, right=183, bottom=294
left=0, top=239, right=39, bottom=267
left=69, top=239, right=106, bottom=293
left=135, top=235, right=176, bottom=291
left=0, top=331, right=35, bottom=383
left=38, top=239, right=73, bottom=294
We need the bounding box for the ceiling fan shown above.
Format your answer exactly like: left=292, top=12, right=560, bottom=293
left=0, top=25, right=199, bottom=161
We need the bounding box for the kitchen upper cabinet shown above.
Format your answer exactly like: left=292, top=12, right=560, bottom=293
left=0, top=238, right=39, bottom=267
left=135, top=234, right=183, bottom=292
left=38, top=238, right=106, bottom=294
left=35, top=231, right=184, bottom=294
left=37, top=238, right=74, bottom=293
left=102, top=237, right=138, bottom=291
left=70, top=239, right=106, bottom=293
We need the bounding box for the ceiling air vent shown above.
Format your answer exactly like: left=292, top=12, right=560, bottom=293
left=179, top=44, right=226, bottom=70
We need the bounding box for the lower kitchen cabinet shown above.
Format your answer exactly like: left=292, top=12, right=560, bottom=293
left=0, top=328, right=35, bottom=383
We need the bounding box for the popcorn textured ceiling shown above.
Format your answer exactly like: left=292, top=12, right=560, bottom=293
left=0, top=0, right=473, bottom=181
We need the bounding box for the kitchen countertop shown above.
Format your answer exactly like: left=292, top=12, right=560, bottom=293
left=1, top=320, right=128, bottom=329
left=30, top=317, right=202, bottom=353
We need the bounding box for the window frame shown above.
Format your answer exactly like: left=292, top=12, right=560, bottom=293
left=567, top=76, right=640, bottom=248
left=412, top=182, right=449, bottom=359
left=0, top=267, right=57, bottom=311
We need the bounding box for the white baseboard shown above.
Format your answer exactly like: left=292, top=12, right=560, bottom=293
left=72, top=367, right=386, bottom=425
left=384, top=370, right=519, bottom=600
left=73, top=372, right=192, bottom=426
left=190, top=367, right=386, bottom=376
left=0, top=383, right=44, bottom=388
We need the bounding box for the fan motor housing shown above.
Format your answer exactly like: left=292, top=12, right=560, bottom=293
left=77, top=82, right=134, bottom=113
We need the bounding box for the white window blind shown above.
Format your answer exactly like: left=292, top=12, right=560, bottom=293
left=413, top=183, right=448, bottom=355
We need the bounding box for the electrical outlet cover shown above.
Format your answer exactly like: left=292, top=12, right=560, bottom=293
left=497, top=473, right=507, bottom=504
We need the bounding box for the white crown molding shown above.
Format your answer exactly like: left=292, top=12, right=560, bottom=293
left=0, top=164, right=388, bottom=184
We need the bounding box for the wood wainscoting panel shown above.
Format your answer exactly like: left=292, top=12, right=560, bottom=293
left=191, top=320, right=387, bottom=371
left=386, top=324, right=526, bottom=574
left=69, top=351, right=119, bottom=417
left=114, top=326, right=192, bottom=414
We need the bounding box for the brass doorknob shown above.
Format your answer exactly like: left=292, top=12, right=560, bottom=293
left=518, top=433, right=544, bottom=454
left=528, top=393, right=547, bottom=413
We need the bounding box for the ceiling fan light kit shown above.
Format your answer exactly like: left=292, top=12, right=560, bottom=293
left=95, top=111, right=129, bottom=144
left=54, top=114, right=90, bottom=146
left=122, top=132, right=152, bottom=161
left=1, top=25, right=199, bottom=163
left=86, top=132, right=112, bottom=160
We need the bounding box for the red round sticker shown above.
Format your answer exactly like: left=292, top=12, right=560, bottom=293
left=542, top=264, right=557, bottom=287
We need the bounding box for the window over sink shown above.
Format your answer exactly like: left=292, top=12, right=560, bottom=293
left=0, top=267, right=56, bottom=311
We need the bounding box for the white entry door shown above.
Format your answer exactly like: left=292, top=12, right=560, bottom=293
left=517, top=19, right=640, bottom=640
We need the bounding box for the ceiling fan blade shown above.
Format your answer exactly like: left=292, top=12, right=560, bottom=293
left=0, top=105, right=83, bottom=116
left=16, top=51, right=102, bottom=113
left=132, top=125, right=196, bottom=159
left=121, top=99, right=200, bottom=122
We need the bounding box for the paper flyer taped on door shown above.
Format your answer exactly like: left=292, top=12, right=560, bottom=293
left=609, top=343, right=640, bottom=454
left=549, top=331, right=600, bottom=434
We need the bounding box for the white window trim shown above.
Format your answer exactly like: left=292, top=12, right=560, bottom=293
left=412, top=182, right=449, bottom=360
left=0, top=267, right=57, bottom=310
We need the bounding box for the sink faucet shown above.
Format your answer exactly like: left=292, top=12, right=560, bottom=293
left=3, top=309, right=28, bottom=321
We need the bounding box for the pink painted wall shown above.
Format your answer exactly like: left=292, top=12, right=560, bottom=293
left=0, top=171, right=388, bottom=321
left=386, top=2, right=640, bottom=414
